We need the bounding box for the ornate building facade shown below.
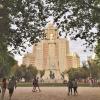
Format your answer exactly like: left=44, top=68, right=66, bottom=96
left=22, top=23, right=80, bottom=79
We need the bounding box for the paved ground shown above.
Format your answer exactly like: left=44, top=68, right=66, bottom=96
left=0, top=87, right=100, bottom=100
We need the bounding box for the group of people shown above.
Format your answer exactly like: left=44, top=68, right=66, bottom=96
left=0, top=76, right=41, bottom=100
left=32, top=76, right=78, bottom=96
left=0, top=76, right=16, bottom=100
left=67, top=79, right=78, bottom=96
left=0, top=76, right=78, bottom=99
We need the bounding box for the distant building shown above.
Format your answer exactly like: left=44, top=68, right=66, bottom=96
left=22, top=23, right=80, bottom=79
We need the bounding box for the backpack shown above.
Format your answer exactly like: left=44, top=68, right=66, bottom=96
left=8, top=80, right=16, bottom=89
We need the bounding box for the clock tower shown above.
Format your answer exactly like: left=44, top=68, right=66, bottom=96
left=44, top=23, right=58, bottom=40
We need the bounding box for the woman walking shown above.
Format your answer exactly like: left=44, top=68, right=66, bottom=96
left=1, top=78, right=7, bottom=100
left=72, top=79, right=78, bottom=96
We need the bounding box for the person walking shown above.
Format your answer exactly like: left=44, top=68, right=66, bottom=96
left=67, top=79, right=73, bottom=95
left=72, top=79, right=78, bottom=96
left=1, top=78, right=7, bottom=100
left=36, top=77, right=41, bottom=92
left=32, top=76, right=41, bottom=92
left=32, top=76, right=37, bottom=92
left=8, top=76, right=17, bottom=100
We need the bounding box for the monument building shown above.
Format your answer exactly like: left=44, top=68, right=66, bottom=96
left=22, top=23, right=80, bottom=80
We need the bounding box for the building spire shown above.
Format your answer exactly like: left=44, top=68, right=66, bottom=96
left=45, top=23, right=58, bottom=40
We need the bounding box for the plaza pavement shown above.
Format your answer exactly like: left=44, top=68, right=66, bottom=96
left=0, top=87, right=100, bottom=100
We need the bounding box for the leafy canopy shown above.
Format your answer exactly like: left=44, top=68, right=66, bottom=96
left=0, top=0, right=100, bottom=53
left=95, top=40, right=100, bottom=64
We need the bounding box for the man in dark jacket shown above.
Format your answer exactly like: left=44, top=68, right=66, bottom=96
left=67, top=79, right=73, bottom=95
left=8, top=76, right=16, bottom=100
left=32, top=76, right=41, bottom=92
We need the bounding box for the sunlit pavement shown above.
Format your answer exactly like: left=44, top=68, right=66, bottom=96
left=1, top=87, right=100, bottom=100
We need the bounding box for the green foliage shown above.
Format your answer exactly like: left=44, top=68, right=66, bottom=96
left=10, top=65, right=19, bottom=76
left=67, top=66, right=90, bottom=80
left=16, top=82, right=100, bottom=87
left=0, top=53, right=17, bottom=78
left=95, top=40, right=100, bottom=63
left=39, top=70, right=45, bottom=78
left=26, top=65, right=38, bottom=81
left=0, top=1, right=9, bottom=34
left=46, top=0, right=100, bottom=47
left=95, top=41, right=100, bottom=78
left=0, top=36, right=17, bottom=77
left=0, top=0, right=47, bottom=54
left=88, top=59, right=100, bottom=79
left=66, top=58, right=100, bottom=80
left=67, top=68, right=78, bottom=80
left=14, top=67, right=23, bottom=80
left=0, top=0, right=100, bottom=53
left=67, top=58, right=100, bottom=80
left=0, top=0, right=100, bottom=80
left=13, top=64, right=38, bottom=82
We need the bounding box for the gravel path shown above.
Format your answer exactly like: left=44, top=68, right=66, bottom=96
left=0, top=87, right=100, bottom=100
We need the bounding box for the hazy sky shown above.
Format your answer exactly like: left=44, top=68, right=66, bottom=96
left=69, top=39, right=94, bottom=62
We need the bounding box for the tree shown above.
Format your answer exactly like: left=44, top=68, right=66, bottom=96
left=0, top=1, right=9, bottom=34
left=0, top=0, right=47, bottom=54
left=88, top=58, right=100, bottom=79
left=95, top=40, right=100, bottom=63
left=14, top=64, right=38, bottom=82
left=79, top=67, right=90, bottom=79
left=1, top=0, right=100, bottom=78
left=67, top=68, right=80, bottom=80
left=10, top=64, right=19, bottom=76
left=39, top=70, right=45, bottom=78
left=0, top=1, right=11, bottom=52
left=0, top=0, right=100, bottom=53
left=0, top=53, right=17, bottom=78
left=0, top=38, right=17, bottom=78
left=95, top=40, right=100, bottom=78
left=14, top=67, right=23, bottom=81
left=28, top=65, right=38, bottom=77
left=25, top=65, right=38, bottom=82
left=67, top=65, right=90, bottom=80
left=44, top=0, right=100, bottom=48
left=0, top=1, right=17, bottom=75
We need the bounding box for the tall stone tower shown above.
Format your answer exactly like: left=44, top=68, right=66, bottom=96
left=22, top=23, right=80, bottom=80
left=43, top=23, right=61, bottom=79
